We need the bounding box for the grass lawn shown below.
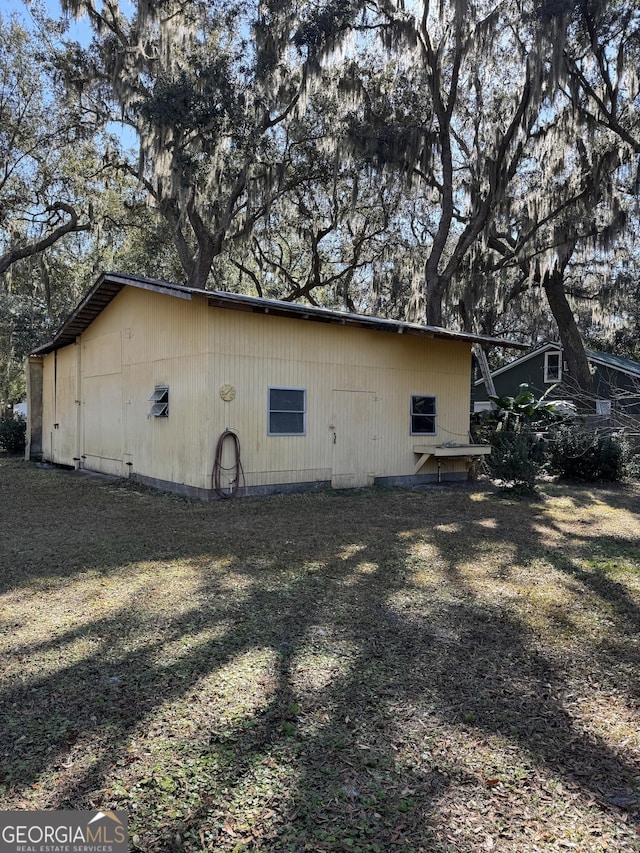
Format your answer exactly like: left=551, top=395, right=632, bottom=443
left=1, top=457, right=639, bottom=852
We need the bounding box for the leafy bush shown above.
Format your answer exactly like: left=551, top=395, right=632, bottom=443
left=0, top=416, right=26, bottom=454
left=549, top=424, right=626, bottom=482
left=489, top=383, right=574, bottom=430
left=625, top=452, right=640, bottom=480
left=486, top=429, right=546, bottom=493
left=477, top=384, right=566, bottom=493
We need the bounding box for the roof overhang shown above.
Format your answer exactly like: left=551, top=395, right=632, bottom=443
left=585, top=349, right=640, bottom=380
left=33, top=272, right=529, bottom=355
left=474, top=341, right=640, bottom=386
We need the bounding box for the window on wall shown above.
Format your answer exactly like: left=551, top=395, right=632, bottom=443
left=544, top=351, right=562, bottom=383
left=411, top=395, right=437, bottom=435
left=268, top=387, right=306, bottom=435
left=147, top=385, right=169, bottom=417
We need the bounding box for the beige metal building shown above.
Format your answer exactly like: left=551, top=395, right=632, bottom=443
left=26, top=273, right=516, bottom=497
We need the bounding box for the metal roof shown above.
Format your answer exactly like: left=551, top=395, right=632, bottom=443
left=474, top=341, right=640, bottom=386
left=33, top=271, right=528, bottom=355
left=585, top=348, right=640, bottom=379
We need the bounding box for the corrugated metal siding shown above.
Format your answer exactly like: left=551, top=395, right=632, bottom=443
left=207, top=309, right=472, bottom=486
left=39, top=286, right=475, bottom=490
left=41, top=354, right=55, bottom=463
left=40, top=345, right=78, bottom=466
left=83, top=288, right=211, bottom=486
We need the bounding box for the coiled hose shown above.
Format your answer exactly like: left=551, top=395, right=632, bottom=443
left=212, top=430, right=244, bottom=498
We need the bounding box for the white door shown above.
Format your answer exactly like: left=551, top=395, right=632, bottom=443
left=331, top=390, right=376, bottom=489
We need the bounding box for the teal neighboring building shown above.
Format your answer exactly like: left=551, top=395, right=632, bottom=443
left=474, top=342, right=640, bottom=416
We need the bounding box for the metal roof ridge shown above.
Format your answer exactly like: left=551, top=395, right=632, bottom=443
left=205, top=287, right=526, bottom=347
left=32, top=271, right=528, bottom=354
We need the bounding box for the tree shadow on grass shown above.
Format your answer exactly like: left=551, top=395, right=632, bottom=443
left=428, top=486, right=640, bottom=632
left=1, top=467, right=639, bottom=850
left=544, top=481, right=640, bottom=513
left=115, top=553, right=640, bottom=851
left=3, top=531, right=463, bottom=849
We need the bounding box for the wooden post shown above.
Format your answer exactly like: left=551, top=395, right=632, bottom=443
left=25, top=356, right=43, bottom=461
left=473, top=343, right=497, bottom=400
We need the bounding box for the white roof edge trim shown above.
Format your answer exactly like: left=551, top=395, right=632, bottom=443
left=585, top=352, right=640, bottom=379
left=474, top=342, right=562, bottom=386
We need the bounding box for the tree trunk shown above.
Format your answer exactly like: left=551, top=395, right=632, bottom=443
left=0, top=326, right=15, bottom=420
left=188, top=235, right=218, bottom=290
left=543, top=267, right=595, bottom=405
left=186, top=200, right=218, bottom=290
left=424, top=272, right=446, bottom=326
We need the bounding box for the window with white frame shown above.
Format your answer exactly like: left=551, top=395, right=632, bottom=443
left=411, top=395, right=437, bottom=435
left=544, top=351, right=562, bottom=383
left=147, top=385, right=169, bottom=417
left=268, top=387, right=306, bottom=435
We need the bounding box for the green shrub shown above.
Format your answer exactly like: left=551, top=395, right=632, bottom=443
left=486, top=429, right=546, bottom=493
left=549, top=424, right=626, bottom=482
left=0, top=416, right=26, bottom=454
left=626, top=453, right=640, bottom=480
left=477, top=384, right=565, bottom=493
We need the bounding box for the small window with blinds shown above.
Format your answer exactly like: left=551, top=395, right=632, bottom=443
left=268, top=387, right=306, bottom=435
